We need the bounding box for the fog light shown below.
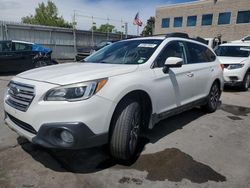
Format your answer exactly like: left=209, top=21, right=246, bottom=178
left=60, top=130, right=74, bottom=143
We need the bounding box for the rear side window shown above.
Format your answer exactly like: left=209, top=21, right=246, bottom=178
left=186, top=42, right=216, bottom=64
left=0, top=41, right=12, bottom=52
left=14, top=42, right=32, bottom=51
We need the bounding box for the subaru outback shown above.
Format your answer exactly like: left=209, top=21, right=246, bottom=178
left=4, top=33, right=223, bottom=160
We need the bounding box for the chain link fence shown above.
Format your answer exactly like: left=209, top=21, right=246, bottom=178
left=0, top=21, right=131, bottom=60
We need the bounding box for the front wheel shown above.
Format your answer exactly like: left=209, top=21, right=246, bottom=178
left=35, top=61, right=47, bottom=68
left=202, top=82, right=220, bottom=113
left=240, top=72, right=250, bottom=91
left=110, top=99, right=141, bottom=161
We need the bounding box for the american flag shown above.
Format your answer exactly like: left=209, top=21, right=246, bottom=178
left=133, top=12, right=143, bottom=27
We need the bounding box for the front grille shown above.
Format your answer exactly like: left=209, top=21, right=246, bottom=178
left=5, top=81, right=35, bottom=112
left=6, top=112, right=37, bottom=134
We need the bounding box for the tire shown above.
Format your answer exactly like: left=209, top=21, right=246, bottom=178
left=110, top=99, right=141, bottom=161
left=240, top=72, right=250, bottom=91
left=35, top=61, right=47, bottom=68
left=202, top=82, right=220, bottom=113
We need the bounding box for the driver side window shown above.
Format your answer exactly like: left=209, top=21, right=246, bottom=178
left=155, top=41, right=186, bottom=67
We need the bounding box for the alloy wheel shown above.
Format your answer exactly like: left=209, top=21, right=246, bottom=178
left=129, top=109, right=140, bottom=154
left=210, top=84, right=219, bottom=110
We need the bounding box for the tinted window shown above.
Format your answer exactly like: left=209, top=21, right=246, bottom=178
left=174, top=17, right=183, bottom=27
left=162, top=18, right=170, bottom=28
left=186, top=42, right=216, bottom=63
left=14, top=42, right=32, bottom=51
left=155, top=41, right=186, bottom=67
left=218, top=12, right=231, bottom=25
left=237, top=10, right=250, bottom=24
left=0, top=41, right=12, bottom=52
left=202, top=14, right=213, bottom=26
left=215, top=46, right=250, bottom=57
left=85, top=39, right=163, bottom=65
left=243, top=36, right=250, bottom=41
left=187, top=16, right=197, bottom=27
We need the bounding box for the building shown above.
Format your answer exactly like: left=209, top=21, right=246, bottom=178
left=155, top=0, right=250, bottom=42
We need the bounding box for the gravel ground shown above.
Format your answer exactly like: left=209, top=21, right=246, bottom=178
left=0, top=74, right=249, bottom=188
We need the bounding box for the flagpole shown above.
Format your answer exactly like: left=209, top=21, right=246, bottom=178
left=137, top=25, right=139, bottom=36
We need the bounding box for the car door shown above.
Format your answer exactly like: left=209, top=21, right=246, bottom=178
left=184, top=41, right=216, bottom=100
left=152, top=40, right=195, bottom=114
left=0, top=41, right=15, bottom=72
left=12, top=42, right=33, bottom=71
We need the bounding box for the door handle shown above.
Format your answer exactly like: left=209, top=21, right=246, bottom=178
left=210, top=68, right=214, bottom=72
left=186, top=72, right=194, bottom=77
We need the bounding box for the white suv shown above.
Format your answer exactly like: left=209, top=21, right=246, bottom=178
left=4, top=33, right=223, bottom=160
left=215, top=43, right=250, bottom=91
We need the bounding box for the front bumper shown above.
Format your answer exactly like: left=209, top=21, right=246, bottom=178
left=4, top=77, right=117, bottom=149
left=5, top=112, right=108, bottom=149
left=223, top=68, right=246, bottom=86
left=33, top=122, right=108, bottom=149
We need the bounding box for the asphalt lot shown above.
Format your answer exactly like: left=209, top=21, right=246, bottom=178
left=0, top=74, right=250, bottom=188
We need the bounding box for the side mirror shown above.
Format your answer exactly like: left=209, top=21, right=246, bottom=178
left=163, top=57, right=183, bottom=74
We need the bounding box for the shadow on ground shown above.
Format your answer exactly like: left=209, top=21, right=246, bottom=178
left=223, top=86, right=249, bottom=93
left=0, top=72, right=17, bottom=77
left=19, top=108, right=226, bottom=183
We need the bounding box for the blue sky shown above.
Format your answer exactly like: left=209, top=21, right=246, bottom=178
left=0, top=0, right=198, bottom=34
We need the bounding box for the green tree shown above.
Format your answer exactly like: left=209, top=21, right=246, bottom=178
left=141, top=17, right=155, bottom=36
left=97, top=24, right=115, bottom=33
left=22, top=1, right=72, bottom=28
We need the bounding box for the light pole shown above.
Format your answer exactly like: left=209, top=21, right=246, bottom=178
left=107, top=17, right=110, bottom=40
left=91, top=16, right=96, bottom=47
left=73, top=10, right=77, bottom=59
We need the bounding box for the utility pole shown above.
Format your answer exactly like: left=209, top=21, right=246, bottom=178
left=107, top=17, right=110, bottom=40
left=73, top=10, right=77, bottom=58
left=121, top=19, right=124, bottom=40
left=91, top=16, right=96, bottom=47
left=0, top=21, right=3, bottom=40
left=124, top=22, right=128, bottom=39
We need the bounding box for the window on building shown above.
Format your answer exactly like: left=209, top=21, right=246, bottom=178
left=174, top=17, right=183, bottom=27
left=202, top=14, right=213, bottom=26
left=237, top=10, right=250, bottom=24
left=218, top=12, right=231, bottom=25
left=162, top=18, right=170, bottom=28
left=187, top=16, right=197, bottom=27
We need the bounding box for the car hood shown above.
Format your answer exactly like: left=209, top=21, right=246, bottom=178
left=17, top=62, right=138, bottom=85
left=217, top=56, right=248, bottom=64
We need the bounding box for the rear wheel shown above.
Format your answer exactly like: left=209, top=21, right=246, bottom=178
left=240, top=72, right=250, bottom=91
left=202, top=82, right=220, bottom=113
left=110, top=99, right=141, bottom=161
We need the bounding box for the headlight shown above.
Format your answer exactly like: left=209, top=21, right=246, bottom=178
left=227, top=64, right=244, bottom=70
left=44, top=78, right=107, bottom=101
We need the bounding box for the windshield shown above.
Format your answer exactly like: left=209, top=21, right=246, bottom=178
left=215, top=45, right=250, bottom=57
left=84, top=39, right=163, bottom=64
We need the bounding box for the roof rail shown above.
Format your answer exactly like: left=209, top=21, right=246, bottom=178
left=165, top=32, right=189, bottom=39
left=191, top=37, right=208, bottom=45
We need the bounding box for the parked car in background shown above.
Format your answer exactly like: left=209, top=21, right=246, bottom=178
left=75, top=40, right=118, bottom=61
left=215, top=43, right=250, bottom=91
left=4, top=33, right=223, bottom=161
left=0, top=40, right=57, bottom=73
left=231, top=35, right=250, bottom=43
